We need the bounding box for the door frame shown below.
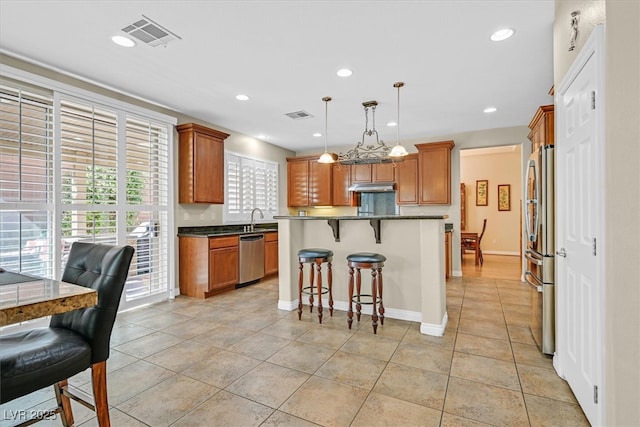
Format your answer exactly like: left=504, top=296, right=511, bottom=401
left=554, top=25, right=606, bottom=426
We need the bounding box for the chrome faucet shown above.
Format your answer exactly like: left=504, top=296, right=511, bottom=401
left=250, top=207, right=264, bottom=231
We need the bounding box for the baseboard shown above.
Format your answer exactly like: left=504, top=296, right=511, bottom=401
left=420, top=311, right=448, bottom=337
left=278, top=299, right=421, bottom=322
left=278, top=300, right=297, bottom=311
left=451, top=270, right=463, bottom=277
left=482, top=250, right=520, bottom=256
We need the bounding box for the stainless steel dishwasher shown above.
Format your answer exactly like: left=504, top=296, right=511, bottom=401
left=239, top=234, right=265, bottom=285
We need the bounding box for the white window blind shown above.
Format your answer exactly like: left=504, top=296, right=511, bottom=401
left=224, top=152, right=278, bottom=222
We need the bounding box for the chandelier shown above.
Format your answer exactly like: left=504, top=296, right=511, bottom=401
left=337, top=82, right=409, bottom=165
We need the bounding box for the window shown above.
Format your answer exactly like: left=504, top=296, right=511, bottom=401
left=224, top=152, right=278, bottom=222
left=0, top=73, right=174, bottom=309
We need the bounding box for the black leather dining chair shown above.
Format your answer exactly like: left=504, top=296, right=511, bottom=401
left=0, top=242, right=134, bottom=426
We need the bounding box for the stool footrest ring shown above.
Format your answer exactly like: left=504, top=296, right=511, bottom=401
left=351, top=294, right=382, bottom=305
left=302, top=286, right=330, bottom=296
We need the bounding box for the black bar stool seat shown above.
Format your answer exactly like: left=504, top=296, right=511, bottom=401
left=297, top=248, right=333, bottom=323
left=347, top=252, right=387, bottom=333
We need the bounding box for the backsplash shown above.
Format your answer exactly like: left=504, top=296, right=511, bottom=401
left=357, top=192, right=399, bottom=216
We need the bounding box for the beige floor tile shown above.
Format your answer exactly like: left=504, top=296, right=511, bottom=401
left=116, top=375, right=217, bottom=426
left=454, top=333, right=514, bottom=362
left=266, top=341, right=336, bottom=374
left=228, top=331, right=291, bottom=360
left=226, top=362, right=309, bottom=408
left=116, top=306, right=166, bottom=324
left=297, top=325, right=354, bottom=349
left=231, top=311, right=283, bottom=331
left=166, top=301, right=213, bottom=318
left=340, top=331, right=401, bottom=361
left=460, top=307, right=506, bottom=324
left=402, top=325, right=456, bottom=350
left=181, top=349, right=261, bottom=389
left=440, top=412, right=493, bottom=426
left=444, top=377, right=529, bottom=426
left=78, top=408, right=148, bottom=426
left=512, top=342, right=554, bottom=369
left=351, top=392, right=442, bottom=427
left=109, top=322, right=154, bottom=346
left=190, top=324, right=254, bottom=349
left=19, top=397, right=95, bottom=427
left=373, top=362, right=448, bottom=410
left=463, top=291, right=499, bottom=303
left=146, top=339, right=220, bottom=372
left=457, top=317, right=509, bottom=340
left=524, top=393, right=590, bottom=427
left=260, top=410, right=319, bottom=427
left=518, top=364, right=578, bottom=403
left=162, top=318, right=224, bottom=339
left=279, top=376, right=368, bottom=427
left=172, top=390, right=273, bottom=426
left=95, top=359, right=175, bottom=405
left=391, top=342, right=453, bottom=374
left=70, top=350, right=139, bottom=386
left=133, top=311, right=193, bottom=331
left=447, top=295, right=464, bottom=307
left=113, top=330, right=184, bottom=358
left=508, top=324, right=537, bottom=345
left=499, top=291, right=531, bottom=306
left=450, top=352, right=521, bottom=391
left=315, top=351, right=386, bottom=390
left=261, top=318, right=313, bottom=340
left=199, top=306, right=248, bottom=324
left=461, top=298, right=503, bottom=311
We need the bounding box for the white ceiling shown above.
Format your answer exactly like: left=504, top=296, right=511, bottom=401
left=0, top=1, right=554, bottom=154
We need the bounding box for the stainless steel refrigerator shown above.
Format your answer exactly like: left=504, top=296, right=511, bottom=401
left=525, top=145, right=555, bottom=354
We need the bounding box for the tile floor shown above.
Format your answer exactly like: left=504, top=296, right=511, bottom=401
left=1, top=275, right=590, bottom=426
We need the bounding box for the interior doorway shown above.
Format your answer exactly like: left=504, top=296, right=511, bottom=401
left=460, top=145, right=522, bottom=279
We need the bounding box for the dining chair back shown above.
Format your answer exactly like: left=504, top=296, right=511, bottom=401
left=0, top=242, right=134, bottom=426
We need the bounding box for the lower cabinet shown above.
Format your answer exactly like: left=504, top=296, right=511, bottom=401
left=264, top=232, right=279, bottom=276
left=178, top=235, right=239, bottom=298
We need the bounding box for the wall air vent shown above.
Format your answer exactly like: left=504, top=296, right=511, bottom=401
left=121, top=15, right=181, bottom=47
left=285, top=111, right=313, bottom=120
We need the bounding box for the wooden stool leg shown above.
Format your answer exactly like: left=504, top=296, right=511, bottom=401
left=327, top=262, right=333, bottom=316
left=347, top=266, right=354, bottom=329
left=377, top=267, right=384, bottom=325
left=308, top=263, right=315, bottom=312
left=54, top=380, right=74, bottom=427
left=370, top=268, right=379, bottom=334
left=316, top=261, right=323, bottom=323
left=355, top=268, right=362, bottom=322
left=298, top=261, right=304, bottom=320
left=92, top=361, right=111, bottom=427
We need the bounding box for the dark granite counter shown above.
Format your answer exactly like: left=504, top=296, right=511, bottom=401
left=178, top=223, right=278, bottom=237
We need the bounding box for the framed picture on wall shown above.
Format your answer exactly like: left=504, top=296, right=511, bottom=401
left=476, top=180, right=488, bottom=206
left=498, top=184, right=511, bottom=211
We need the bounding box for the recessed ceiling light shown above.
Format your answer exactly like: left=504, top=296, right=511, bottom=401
left=235, top=94, right=250, bottom=101
left=111, top=35, right=136, bottom=47
left=313, top=133, right=322, bottom=137
left=490, top=28, right=514, bottom=41
left=387, top=121, right=397, bottom=127
left=484, top=107, right=498, bottom=113
left=337, top=68, right=353, bottom=77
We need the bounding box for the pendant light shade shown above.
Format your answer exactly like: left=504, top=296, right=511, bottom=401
left=318, top=96, right=337, bottom=164
left=388, top=82, right=409, bottom=159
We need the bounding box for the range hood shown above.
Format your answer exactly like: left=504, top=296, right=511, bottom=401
left=348, top=182, right=396, bottom=192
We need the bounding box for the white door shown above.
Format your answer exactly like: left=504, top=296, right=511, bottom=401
left=556, top=26, right=604, bottom=426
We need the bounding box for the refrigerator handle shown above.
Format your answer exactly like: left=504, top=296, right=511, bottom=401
left=525, top=250, right=543, bottom=265
left=525, top=160, right=539, bottom=242
left=524, top=271, right=543, bottom=292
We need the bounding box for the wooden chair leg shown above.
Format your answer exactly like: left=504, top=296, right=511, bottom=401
left=91, top=361, right=110, bottom=427
left=54, top=380, right=74, bottom=427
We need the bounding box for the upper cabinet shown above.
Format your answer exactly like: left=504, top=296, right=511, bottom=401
left=287, top=156, right=332, bottom=207
left=528, top=105, right=554, bottom=153
left=416, top=140, right=455, bottom=205
left=177, top=123, right=229, bottom=204
left=395, top=154, right=419, bottom=205
left=332, top=163, right=353, bottom=206
left=350, top=163, right=395, bottom=184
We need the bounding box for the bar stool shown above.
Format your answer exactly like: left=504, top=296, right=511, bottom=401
left=297, top=248, right=333, bottom=323
left=347, top=252, right=386, bottom=334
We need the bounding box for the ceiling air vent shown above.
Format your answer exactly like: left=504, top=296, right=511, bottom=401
left=285, top=110, right=313, bottom=120
left=121, top=15, right=181, bottom=47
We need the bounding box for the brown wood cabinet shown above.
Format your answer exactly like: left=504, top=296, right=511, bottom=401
left=395, top=154, right=419, bottom=205
left=350, top=163, right=395, bottom=184
left=528, top=105, right=554, bottom=153
left=332, top=163, right=353, bottom=206
left=416, top=140, right=455, bottom=205
left=264, top=232, right=279, bottom=276
left=287, top=156, right=332, bottom=206
left=177, top=123, right=229, bottom=204
left=178, top=235, right=238, bottom=298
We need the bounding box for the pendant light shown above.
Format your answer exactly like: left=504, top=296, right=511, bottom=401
left=318, top=96, right=338, bottom=163
left=388, top=82, right=409, bottom=159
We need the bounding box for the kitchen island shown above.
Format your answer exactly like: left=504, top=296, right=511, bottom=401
left=274, top=215, right=448, bottom=336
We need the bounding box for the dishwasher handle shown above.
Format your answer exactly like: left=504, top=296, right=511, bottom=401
left=240, top=234, right=264, bottom=241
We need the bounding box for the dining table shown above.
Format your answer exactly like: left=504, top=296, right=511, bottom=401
left=0, top=270, right=98, bottom=326
left=461, top=231, right=481, bottom=266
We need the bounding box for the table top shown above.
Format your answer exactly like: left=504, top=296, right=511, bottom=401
left=0, top=273, right=98, bottom=326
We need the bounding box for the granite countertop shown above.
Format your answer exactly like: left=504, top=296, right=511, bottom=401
left=273, top=215, right=449, bottom=220
left=178, top=223, right=278, bottom=237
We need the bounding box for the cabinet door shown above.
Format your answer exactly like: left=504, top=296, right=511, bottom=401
left=332, top=163, right=352, bottom=206
left=287, top=160, right=309, bottom=206
left=350, top=164, right=372, bottom=183
left=395, top=154, right=418, bottom=205
left=417, top=141, right=454, bottom=205
left=209, top=246, right=239, bottom=292
left=373, top=163, right=395, bottom=182
left=309, top=161, right=332, bottom=206
left=264, top=232, right=279, bottom=276
left=193, top=132, right=225, bottom=203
